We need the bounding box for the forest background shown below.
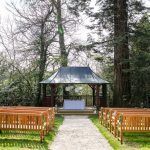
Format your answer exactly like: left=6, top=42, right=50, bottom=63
left=0, top=0, right=150, bottom=107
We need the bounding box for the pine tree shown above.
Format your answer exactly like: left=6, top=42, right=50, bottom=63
left=130, top=14, right=150, bottom=107
left=85, top=0, right=146, bottom=106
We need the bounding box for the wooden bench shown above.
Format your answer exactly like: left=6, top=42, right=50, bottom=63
left=99, top=107, right=150, bottom=144
left=99, top=107, right=150, bottom=130
left=0, top=112, right=47, bottom=142
left=0, top=107, right=55, bottom=142
left=116, top=113, right=150, bottom=144
left=10, top=106, right=55, bottom=126
left=0, top=109, right=50, bottom=133
left=110, top=110, right=150, bottom=137
left=0, top=107, right=55, bottom=132
left=99, top=107, right=134, bottom=127
left=109, top=108, right=150, bottom=130
left=99, top=107, right=113, bottom=127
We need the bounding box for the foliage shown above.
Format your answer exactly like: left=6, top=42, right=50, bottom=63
left=0, top=61, right=40, bottom=106
left=130, top=15, right=150, bottom=107
left=0, top=115, right=64, bottom=150
left=0, top=0, right=149, bottom=107
left=0, top=0, right=58, bottom=106
left=83, top=0, right=149, bottom=106
left=0, top=0, right=88, bottom=106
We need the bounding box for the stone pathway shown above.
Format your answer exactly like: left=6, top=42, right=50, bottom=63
left=49, top=115, right=113, bottom=150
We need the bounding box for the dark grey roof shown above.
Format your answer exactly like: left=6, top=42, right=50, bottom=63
left=40, top=67, right=109, bottom=84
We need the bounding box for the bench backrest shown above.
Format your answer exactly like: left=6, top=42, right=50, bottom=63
left=0, top=112, right=46, bottom=130
left=120, top=113, right=150, bottom=131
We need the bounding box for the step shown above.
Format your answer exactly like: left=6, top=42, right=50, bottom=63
left=57, top=110, right=95, bottom=112
left=56, top=112, right=96, bottom=115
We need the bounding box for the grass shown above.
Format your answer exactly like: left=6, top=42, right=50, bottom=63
left=89, top=115, right=150, bottom=150
left=0, top=115, right=64, bottom=150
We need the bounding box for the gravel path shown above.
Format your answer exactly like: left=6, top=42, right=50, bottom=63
left=49, top=115, right=113, bottom=150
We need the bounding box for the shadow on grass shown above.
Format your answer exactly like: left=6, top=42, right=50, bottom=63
left=124, top=132, right=150, bottom=148
left=0, top=115, right=64, bottom=150
left=0, top=131, right=49, bottom=150
left=0, top=138, right=47, bottom=149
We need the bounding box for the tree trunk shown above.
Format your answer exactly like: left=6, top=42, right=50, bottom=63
left=56, top=0, right=68, bottom=102
left=113, top=0, right=131, bottom=106
left=36, top=22, right=47, bottom=106
left=57, top=0, right=68, bottom=67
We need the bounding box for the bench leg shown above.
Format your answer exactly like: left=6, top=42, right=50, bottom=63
left=40, top=130, right=44, bottom=142
left=46, top=126, right=49, bottom=134
left=0, top=130, right=2, bottom=134
left=120, top=131, right=123, bottom=144
left=114, top=125, right=117, bottom=137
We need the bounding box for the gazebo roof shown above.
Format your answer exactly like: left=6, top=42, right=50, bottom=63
left=40, top=67, right=109, bottom=84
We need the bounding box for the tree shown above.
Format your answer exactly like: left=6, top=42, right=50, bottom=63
left=0, top=0, right=83, bottom=106
left=51, top=0, right=68, bottom=66
left=84, top=0, right=146, bottom=106
left=51, top=0, right=87, bottom=67
left=130, top=15, right=150, bottom=107
left=113, top=0, right=130, bottom=106
left=0, top=0, right=58, bottom=105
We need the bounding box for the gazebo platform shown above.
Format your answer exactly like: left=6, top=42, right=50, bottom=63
left=56, top=107, right=97, bottom=115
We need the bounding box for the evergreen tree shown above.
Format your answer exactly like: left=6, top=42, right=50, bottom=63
left=85, top=0, right=146, bottom=106
left=130, top=15, right=150, bottom=107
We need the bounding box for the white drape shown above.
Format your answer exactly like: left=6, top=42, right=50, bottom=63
left=63, top=99, right=85, bottom=110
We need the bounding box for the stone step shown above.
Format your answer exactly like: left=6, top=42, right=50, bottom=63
left=56, top=107, right=97, bottom=115
left=56, top=113, right=95, bottom=115
left=56, top=110, right=96, bottom=115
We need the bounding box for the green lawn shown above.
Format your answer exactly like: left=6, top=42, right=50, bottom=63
left=89, top=115, right=150, bottom=150
left=0, top=115, right=63, bottom=150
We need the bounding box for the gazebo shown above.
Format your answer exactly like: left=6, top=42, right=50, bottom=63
left=40, top=66, right=109, bottom=109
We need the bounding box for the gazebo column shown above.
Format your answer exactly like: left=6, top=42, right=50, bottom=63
left=42, top=84, right=47, bottom=106
left=92, top=85, right=95, bottom=106
left=102, top=84, right=107, bottom=106
left=96, top=84, right=100, bottom=108
left=88, top=84, right=96, bottom=107
left=43, top=84, right=47, bottom=97
left=51, top=84, right=56, bottom=107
